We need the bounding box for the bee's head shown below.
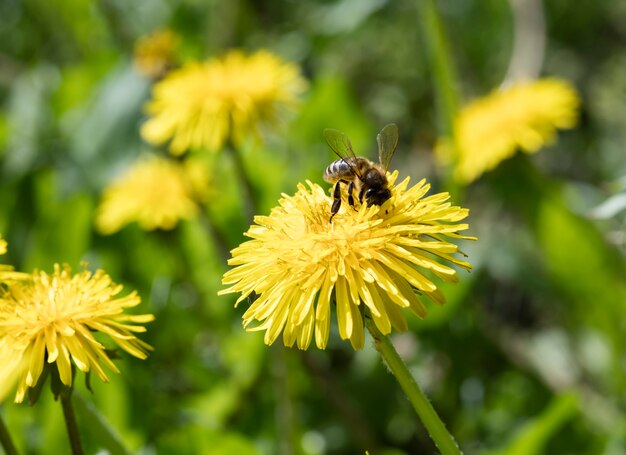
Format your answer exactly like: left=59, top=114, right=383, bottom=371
left=362, top=169, right=391, bottom=206
left=365, top=186, right=392, bottom=206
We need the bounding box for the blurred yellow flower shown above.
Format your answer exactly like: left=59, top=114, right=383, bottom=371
left=133, top=29, right=178, bottom=79
left=0, top=235, right=6, bottom=255
left=0, top=264, right=153, bottom=403
left=437, top=78, right=580, bottom=183
left=220, top=172, right=474, bottom=350
left=96, top=156, right=210, bottom=234
left=141, top=50, right=307, bottom=155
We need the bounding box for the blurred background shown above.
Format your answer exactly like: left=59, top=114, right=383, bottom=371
left=1, top=0, right=626, bottom=453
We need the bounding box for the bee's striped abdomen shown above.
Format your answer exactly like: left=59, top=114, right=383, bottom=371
left=323, top=158, right=365, bottom=183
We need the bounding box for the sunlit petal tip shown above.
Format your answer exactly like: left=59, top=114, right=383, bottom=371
left=126, top=314, right=156, bottom=323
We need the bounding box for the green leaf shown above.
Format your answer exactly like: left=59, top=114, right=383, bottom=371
left=488, top=392, right=578, bottom=455
left=536, top=189, right=626, bottom=383
left=72, top=393, right=131, bottom=455
left=157, top=426, right=260, bottom=455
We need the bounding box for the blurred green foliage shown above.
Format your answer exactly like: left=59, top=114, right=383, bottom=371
left=1, top=0, right=626, bottom=454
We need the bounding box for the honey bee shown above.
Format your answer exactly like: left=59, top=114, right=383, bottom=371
left=323, top=123, right=399, bottom=221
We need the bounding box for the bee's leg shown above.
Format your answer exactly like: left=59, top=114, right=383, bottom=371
left=329, top=181, right=343, bottom=222
left=358, top=186, right=366, bottom=204
left=347, top=181, right=356, bottom=208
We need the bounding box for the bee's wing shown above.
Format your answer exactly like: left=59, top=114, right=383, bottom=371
left=323, top=128, right=362, bottom=178
left=377, top=123, right=398, bottom=172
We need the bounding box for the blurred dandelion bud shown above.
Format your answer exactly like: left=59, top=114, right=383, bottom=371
left=141, top=50, right=308, bottom=155
left=133, top=29, right=179, bottom=79
left=0, top=264, right=153, bottom=403
left=220, top=171, right=475, bottom=350
left=436, top=78, right=580, bottom=184
left=95, top=155, right=210, bottom=234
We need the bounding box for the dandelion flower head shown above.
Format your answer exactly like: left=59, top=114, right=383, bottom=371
left=133, top=29, right=179, bottom=79
left=0, top=264, right=154, bottom=403
left=437, top=78, right=580, bottom=184
left=141, top=50, right=307, bottom=155
left=220, top=172, right=474, bottom=350
left=95, top=155, right=210, bottom=234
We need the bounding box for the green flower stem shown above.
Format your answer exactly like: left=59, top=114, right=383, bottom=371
left=365, top=317, right=462, bottom=455
left=60, top=389, right=84, bottom=455
left=226, top=143, right=257, bottom=223
left=416, top=0, right=459, bottom=140
left=415, top=0, right=463, bottom=197
left=272, top=344, right=297, bottom=455
left=198, top=207, right=233, bottom=264
left=0, top=413, right=18, bottom=455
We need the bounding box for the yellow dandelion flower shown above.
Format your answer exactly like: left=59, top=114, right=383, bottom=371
left=0, top=235, right=6, bottom=255
left=95, top=155, right=209, bottom=234
left=437, top=78, right=580, bottom=184
left=0, top=264, right=153, bottom=403
left=141, top=50, right=307, bottom=155
left=220, top=172, right=474, bottom=350
left=133, top=29, right=179, bottom=79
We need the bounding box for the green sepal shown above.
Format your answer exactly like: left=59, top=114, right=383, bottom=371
left=84, top=371, right=93, bottom=394
left=26, top=364, right=50, bottom=406
left=49, top=363, right=76, bottom=401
